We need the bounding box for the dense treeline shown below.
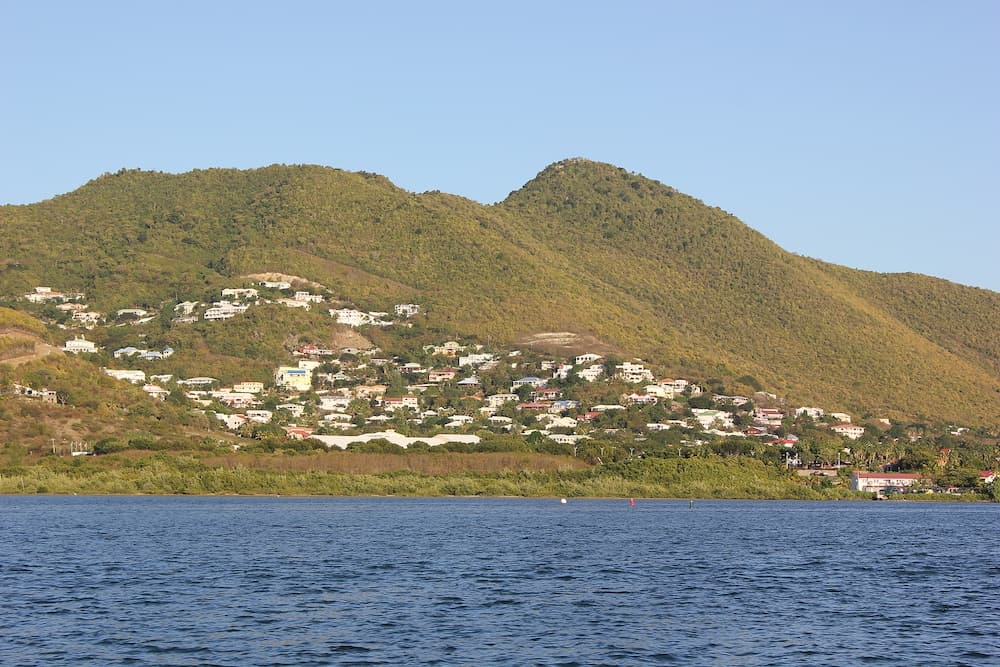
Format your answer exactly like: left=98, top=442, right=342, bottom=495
left=0, top=448, right=858, bottom=499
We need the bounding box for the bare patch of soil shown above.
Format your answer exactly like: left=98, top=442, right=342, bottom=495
left=514, top=331, right=617, bottom=358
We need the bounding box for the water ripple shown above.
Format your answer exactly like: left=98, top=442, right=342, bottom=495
left=0, top=496, right=997, bottom=666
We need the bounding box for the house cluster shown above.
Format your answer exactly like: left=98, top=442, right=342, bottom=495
left=8, top=383, right=58, bottom=403
left=22, top=286, right=85, bottom=304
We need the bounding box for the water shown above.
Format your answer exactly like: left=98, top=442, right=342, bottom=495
left=0, top=497, right=997, bottom=666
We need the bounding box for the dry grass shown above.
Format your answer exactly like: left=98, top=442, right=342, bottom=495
left=200, top=451, right=591, bottom=475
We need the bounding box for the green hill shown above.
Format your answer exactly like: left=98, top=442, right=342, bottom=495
left=1, top=159, right=998, bottom=425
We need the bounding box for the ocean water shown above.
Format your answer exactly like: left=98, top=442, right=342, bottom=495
left=0, top=496, right=997, bottom=666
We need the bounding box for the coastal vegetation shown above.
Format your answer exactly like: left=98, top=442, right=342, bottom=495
left=0, top=446, right=859, bottom=499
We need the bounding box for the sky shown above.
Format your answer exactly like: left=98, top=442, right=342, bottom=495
left=3, top=1, right=998, bottom=291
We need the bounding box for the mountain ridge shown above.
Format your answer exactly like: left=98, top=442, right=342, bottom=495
left=1, top=159, right=998, bottom=425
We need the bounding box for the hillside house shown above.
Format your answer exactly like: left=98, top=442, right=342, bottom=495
left=753, top=408, right=785, bottom=428
left=274, top=366, right=313, bottom=391
left=354, top=384, right=388, bottom=400
left=204, top=301, right=249, bottom=320
left=692, top=409, right=735, bottom=430
left=214, top=392, right=259, bottom=409
left=246, top=410, right=273, bottom=424
left=532, top=387, right=562, bottom=401
left=485, top=393, right=518, bottom=408
left=221, top=288, right=259, bottom=300
left=616, top=362, right=654, bottom=384
left=394, top=303, right=421, bottom=318
left=141, top=384, right=170, bottom=400
left=511, top=376, right=546, bottom=390
left=63, top=336, right=97, bottom=354
left=517, top=401, right=553, bottom=411
left=578, top=365, right=605, bottom=382
left=623, top=393, right=658, bottom=405
left=71, top=311, right=102, bottom=325
left=217, top=413, right=249, bottom=430
left=319, top=395, right=352, bottom=411
left=233, top=382, right=264, bottom=394
left=277, top=298, right=311, bottom=310
left=423, top=341, right=464, bottom=357
left=276, top=403, right=306, bottom=418
left=458, top=352, right=496, bottom=367
left=428, top=368, right=458, bottom=383
left=12, top=384, right=58, bottom=403
left=574, top=353, right=603, bottom=366
left=831, top=423, right=866, bottom=440
left=176, top=377, right=218, bottom=387
left=851, top=472, right=923, bottom=493
left=383, top=396, right=420, bottom=412
left=103, top=369, right=146, bottom=384
left=293, top=291, right=324, bottom=303
left=331, top=309, right=370, bottom=327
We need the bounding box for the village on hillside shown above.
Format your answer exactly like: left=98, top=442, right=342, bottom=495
left=6, top=281, right=997, bottom=498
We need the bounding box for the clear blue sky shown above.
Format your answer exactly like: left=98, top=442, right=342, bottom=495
left=3, top=1, right=998, bottom=291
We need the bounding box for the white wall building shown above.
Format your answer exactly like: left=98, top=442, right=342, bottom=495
left=63, top=336, right=97, bottom=354
left=274, top=366, right=313, bottom=391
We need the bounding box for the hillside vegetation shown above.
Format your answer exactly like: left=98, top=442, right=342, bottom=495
left=1, top=160, right=998, bottom=425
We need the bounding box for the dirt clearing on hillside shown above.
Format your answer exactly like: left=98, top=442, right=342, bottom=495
left=515, top=331, right=617, bottom=358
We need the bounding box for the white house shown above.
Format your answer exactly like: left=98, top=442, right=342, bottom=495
left=214, top=392, right=259, bottom=409
left=511, top=376, right=546, bottom=391
left=485, top=393, right=519, bottom=408
left=574, top=353, right=603, bottom=366
left=319, top=395, right=351, bottom=411
left=831, top=423, right=866, bottom=440
left=394, top=303, right=421, bottom=318
left=616, top=362, right=654, bottom=384
left=72, top=311, right=102, bottom=326
left=692, top=409, right=735, bottom=431
left=274, top=366, right=313, bottom=391
left=204, top=302, right=249, bottom=320
left=796, top=406, right=825, bottom=420
left=754, top=408, right=785, bottom=428
left=548, top=433, right=591, bottom=445
left=276, top=403, right=306, bottom=418
left=141, top=384, right=170, bottom=400
left=851, top=472, right=922, bottom=493
left=221, top=287, right=259, bottom=300
left=233, top=382, right=264, bottom=394
left=103, top=369, right=146, bottom=384
left=330, top=308, right=371, bottom=327
left=293, top=291, right=324, bottom=303
left=458, top=352, right=496, bottom=367
left=246, top=410, right=274, bottom=423
left=277, top=298, right=311, bottom=310
left=63, top=336, right=97, bottom=354
left=383, top=395, right=420, bottom=411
